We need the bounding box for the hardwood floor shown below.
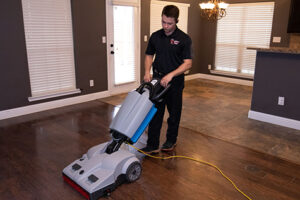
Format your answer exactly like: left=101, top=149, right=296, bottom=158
left=0, top=100, right=299, bottom=200
left=101, top=79, right=300, bottom=165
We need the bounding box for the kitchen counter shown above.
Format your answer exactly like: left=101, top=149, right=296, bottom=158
left=247, top=47, right=300, bottom=54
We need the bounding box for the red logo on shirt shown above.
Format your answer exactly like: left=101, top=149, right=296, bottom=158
left=170, top=39, right=180, bottom=45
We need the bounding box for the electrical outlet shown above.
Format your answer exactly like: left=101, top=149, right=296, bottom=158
left=278, top=96, right=284, bottom=106
left=208, top=64, right=212, bottom=70
left=90, top=80, right=94, bottom=87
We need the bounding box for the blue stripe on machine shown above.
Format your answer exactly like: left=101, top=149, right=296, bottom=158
left=130, top=105, right=157, bottom=143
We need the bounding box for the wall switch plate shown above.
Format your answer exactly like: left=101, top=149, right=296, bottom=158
left=90, top=80, right=94, bottom=87
left=144, top=35, right=148, bottom=42
left=273, top=37, right=281, bottom=43
left=102, top=36, right=106, bottom=43
left=208, top=64, right=212, bottom=70
left=278, top=96, right=284, bottom=106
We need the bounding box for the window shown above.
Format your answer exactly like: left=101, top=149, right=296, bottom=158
left=214, top=2, right=275, bottom=77
left=150, top=0, right=190, bottom=34
left=113, top=5, right=136, bottom=85
left=22, top=0, right=80, bottom=101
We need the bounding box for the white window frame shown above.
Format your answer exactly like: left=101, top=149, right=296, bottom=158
left=213, top=2, right=275, bottom=79
left=22, top=0, right=80, bottom=102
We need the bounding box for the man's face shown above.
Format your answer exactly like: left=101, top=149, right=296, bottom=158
left=161, top=15, right=177, bottom=36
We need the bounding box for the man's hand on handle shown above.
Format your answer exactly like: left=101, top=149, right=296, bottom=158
left=143, top=73, right=152, bottom=83
left=160, top=73, right=174, bottom=88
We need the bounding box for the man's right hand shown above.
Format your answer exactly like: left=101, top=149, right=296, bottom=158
left=144, top=73, right=152, bottom=82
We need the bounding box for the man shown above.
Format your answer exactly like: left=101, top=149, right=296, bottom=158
left=142, top=5, right=192, bottom=154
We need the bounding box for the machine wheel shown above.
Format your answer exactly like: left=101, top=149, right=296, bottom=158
left=125, top=161, right=142, bottom=182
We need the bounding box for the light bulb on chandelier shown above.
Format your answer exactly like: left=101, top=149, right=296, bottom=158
left=199, top=0, right=229, bottom=21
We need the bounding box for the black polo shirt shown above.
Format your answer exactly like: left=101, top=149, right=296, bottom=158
left=145, top=27, right=192, bottom=75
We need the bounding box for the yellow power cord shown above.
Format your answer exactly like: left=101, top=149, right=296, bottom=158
left=126, top=143, right=253, bottom=200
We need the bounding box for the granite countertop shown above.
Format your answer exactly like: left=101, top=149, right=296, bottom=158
left=247, top=47, right=300, bottom=54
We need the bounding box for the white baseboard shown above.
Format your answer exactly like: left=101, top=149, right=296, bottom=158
left=185, top=73, right=253, bottom=86
left=0, top=91, right=110, bottom=120
left=210, top=69, right=253, bottom=79
left=248, top=110, right=300, bottom=131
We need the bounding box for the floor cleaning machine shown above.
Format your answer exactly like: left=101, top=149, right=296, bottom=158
left=62, top=78, right=169, bottom=200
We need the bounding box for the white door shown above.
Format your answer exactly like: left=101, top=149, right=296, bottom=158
left=106, top=0, right=140, bottom=95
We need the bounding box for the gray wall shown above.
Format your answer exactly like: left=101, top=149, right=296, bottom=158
left=251, top=51, right=300, bottom=120
left=0, top=0, right=294, bottom=112
left=0, top=0, right=32, bottom=110
left=71, top=0, right=108, bottom=95
left=0, top=0, right=107, bottom=111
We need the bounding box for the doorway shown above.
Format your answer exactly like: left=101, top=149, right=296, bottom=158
left=106, top=0, right=140, bottom=95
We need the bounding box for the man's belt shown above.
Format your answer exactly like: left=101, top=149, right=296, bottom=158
left=153, top=68, right=166, bottom=77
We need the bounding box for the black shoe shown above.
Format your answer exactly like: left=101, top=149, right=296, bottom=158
left=161, top=141, right=177, bottom=152
left=140, top=146, right=159, bottom=154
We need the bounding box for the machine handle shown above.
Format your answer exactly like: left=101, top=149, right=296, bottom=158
left=151, top=84, right=171, bottom=102
left=136, top=82, right=154, bottom=97
left=136, top=78, right=171, bottom=102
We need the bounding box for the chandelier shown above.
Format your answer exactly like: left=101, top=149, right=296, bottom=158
left=199, top=0, right=229, bottom=21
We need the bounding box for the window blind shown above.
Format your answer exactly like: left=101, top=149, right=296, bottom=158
left=150, top=0, right=190, bottom=35
left=22, top=0, right=79, bottom=101
left=215, top=2, right=274, bottom=76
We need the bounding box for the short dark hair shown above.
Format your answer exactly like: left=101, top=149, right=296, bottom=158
left=162, top=5, right=179, bottom=23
